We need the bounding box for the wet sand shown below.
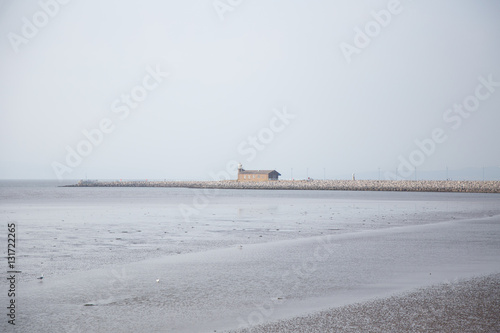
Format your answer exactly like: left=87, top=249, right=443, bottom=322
left=228, top=273, right=500, bottom=333
left=2, top=183, right=499, bottom=332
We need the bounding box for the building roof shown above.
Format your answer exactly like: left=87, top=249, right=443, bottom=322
left=239, top=170, right=281, bottom=175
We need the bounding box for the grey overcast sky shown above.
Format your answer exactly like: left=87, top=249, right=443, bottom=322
left=1, top=0, right=499, bottom=181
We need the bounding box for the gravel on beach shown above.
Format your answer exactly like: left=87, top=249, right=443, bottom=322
left=228, top=273, right=500, bottom=333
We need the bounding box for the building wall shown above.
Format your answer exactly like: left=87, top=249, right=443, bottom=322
left=237, top=173, right=270, bottom=182
left=268, top=171, right=279, bottom=180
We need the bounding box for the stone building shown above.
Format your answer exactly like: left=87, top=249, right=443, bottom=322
left=237, top=164, right=281, bottom=182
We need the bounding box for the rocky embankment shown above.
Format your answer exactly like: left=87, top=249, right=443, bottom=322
left=66, top=180, right=500, bottom=193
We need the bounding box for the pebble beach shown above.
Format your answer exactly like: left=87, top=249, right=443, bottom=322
left=227, top=273, right=500, bottom=333
left=68, top=179, right=500, bottom=193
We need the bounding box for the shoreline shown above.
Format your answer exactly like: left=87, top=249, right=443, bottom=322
left=227, top=273, right=500, bottom=333
left=63, top=179, right=500, bottom=193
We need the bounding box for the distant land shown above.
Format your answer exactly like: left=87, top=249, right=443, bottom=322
left=65, top=179, right=500, bottom=193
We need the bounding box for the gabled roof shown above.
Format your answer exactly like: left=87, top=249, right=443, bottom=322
left=239, top=170, right=281, bottom=175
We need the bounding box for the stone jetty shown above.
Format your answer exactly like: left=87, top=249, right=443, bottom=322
left=66, top=179, right=500, bottom=193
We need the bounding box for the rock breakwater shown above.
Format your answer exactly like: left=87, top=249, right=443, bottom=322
left=66, top=180, right=500, bottom=193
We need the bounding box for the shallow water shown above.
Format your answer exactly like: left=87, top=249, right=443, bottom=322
left=1, top=180, right=499, bottom=332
